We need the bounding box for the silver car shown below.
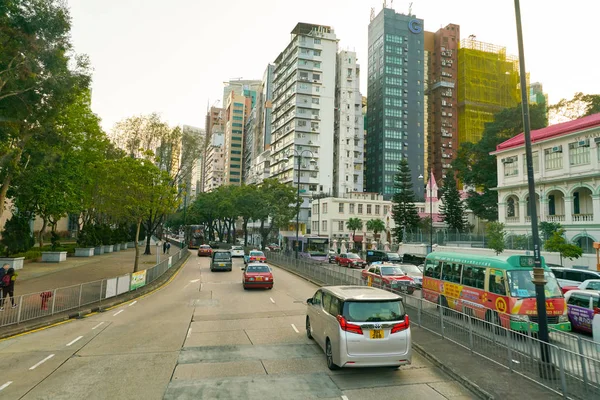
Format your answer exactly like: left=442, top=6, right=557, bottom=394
left=305, top=286, right=412, bottom=370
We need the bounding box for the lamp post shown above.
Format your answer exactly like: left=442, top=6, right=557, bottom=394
left=282, top=149, right=316, bottom=259
left=418, top=171, right=433, bottom=253
left=514, top=0, right=552, bottom=377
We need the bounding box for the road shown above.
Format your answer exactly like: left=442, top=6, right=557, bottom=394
left=0, top=251, right=477, bottom=400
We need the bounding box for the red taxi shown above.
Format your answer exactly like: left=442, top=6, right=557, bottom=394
left=242, top=263, right=273, bottom=290
left=336, top=253, right=367, bottom=268
left=246, top=250, right=267, bottom=264
left=361, top=263, right=416, bottom=294
left=197, top=245, right=212, bottom=257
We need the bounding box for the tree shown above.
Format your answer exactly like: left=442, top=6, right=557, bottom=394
left=366, top=219, right=386, bottom=243
left=0, top=212, right=34, bottom=257
left=487, top=222, right=506, bottom=255
left=236, top=185, right=262, bottom=246
left=392, top=158, right=420, bottom=242
left=254, top=179, right=298, bottom=251
left=549, top=92, right=600, bottom=123
left=539, top=221, right=562, bottom=243
left=453, top=103, right=548, bottom=221
left=439, top=170, right=467, bottom=232
left=544, top=228, right=584, bottom=266
left=346, top=218, right=363, bottom=248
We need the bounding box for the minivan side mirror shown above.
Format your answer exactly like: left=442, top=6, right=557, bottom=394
left=306, top=298, right=313, bottom=305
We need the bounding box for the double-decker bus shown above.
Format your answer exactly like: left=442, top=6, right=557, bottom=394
left=422, top=252, right=571, bottom=332
left=185, top=225, right=205, bottom=249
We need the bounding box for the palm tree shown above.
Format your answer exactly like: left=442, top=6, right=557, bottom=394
left=366, top=219, right=386, bottom=244
left=346, top=218, right=363, bottom=249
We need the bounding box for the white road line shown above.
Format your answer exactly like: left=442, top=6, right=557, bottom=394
left=129, top=301, right=137, bottom=307
left=113, top=310, right=124, bottom=317
left=187, top=328, right=192, bottom=338
left=341, top=396, right=349, bottom=400
left=270, top=297, right=275, bottom=304
left=29, top=354, right=55, bottom=370
left=92, top=322, right=105, bottom=330
left=291, top=324, right=299, bottom=333
left=66, top=336, right=83, bottom=347
left=0, top=382, right=12, bottom=391
left=190, top=279, right=200, bottom=283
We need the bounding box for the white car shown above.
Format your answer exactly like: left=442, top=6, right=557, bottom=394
left=578, top=279, right=600, bottom=291
left=306, top=286, right=411, bottom=370
left=230, top=246, right=245, bottom=257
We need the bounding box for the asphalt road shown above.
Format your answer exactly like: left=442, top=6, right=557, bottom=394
left=0, top=251, right=477, bottom=400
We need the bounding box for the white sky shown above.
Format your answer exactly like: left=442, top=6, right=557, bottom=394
left=67, top=0, right=599, bottom=131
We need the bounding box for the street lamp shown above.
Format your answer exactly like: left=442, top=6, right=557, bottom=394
left=418, top=172, right=433, bottom=253
left=282, top=149, right=316, bottom=259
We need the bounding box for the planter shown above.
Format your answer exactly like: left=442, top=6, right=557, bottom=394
left=0, top=257, right=25, bottom=270
left=41, top=251, right=67, bottom=263
left=121, top=243, right=128, bottom=250
left=112, top=244, right=120, bottom=252
left=74, top=248, right=95, bottom=257
left=94, top=246, right=105, bottom=255
left=127, top=242, right=135, bottom=248
left=103, top=245, right=114, bottom=253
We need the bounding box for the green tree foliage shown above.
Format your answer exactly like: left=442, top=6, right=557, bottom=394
left=544, top=228, right=583, bottom=266
left=0, top=212, right=34, bottom=256
left=539, top=221, right=562, bottom=243
left=392, top=158, right=420, bottom=242
left=486, top=222, right=506, bottom=255
left=439, top=170, right=467, bottom=232
left=549, top=92, right=600, bottom=123
left=346, top=218, right=363, bottom=248
left=453, top=103, right=548, bottom=221
left=366, top=219, right=386, bottom=241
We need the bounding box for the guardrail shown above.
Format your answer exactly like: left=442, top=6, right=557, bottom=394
left=0, top=246, right=189, bottom=329
left=268, top=253, right=600, bottom=399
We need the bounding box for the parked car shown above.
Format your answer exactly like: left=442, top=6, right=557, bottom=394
left=242, top=263, right=273, bottom=290
left=386, top=252, right=403, bottom=264
left=565, top=289, right=600, bottom=334
left=361, top=263, right=416, bottom=294
left=197, top=244, right=212, bottom=257
left=230, top=245, right=245, bottom=257
left=365, top=249, right=389, bottom=265
left=578, top=279, right=600, bottom=292
left=328, top=251, right=337, bottom=264
left=305, top=286, right=412, bottom=370
left=267, top=243, right=280, bottom=252
left=210, top=250, right=232, bottom=272
left=397, top=263, right=423, bottom=288
left=551, top=267, right=600, bottom=285
left=245, top=250, right=266, bottom=264
left=336, top=253, right=367, bottom=268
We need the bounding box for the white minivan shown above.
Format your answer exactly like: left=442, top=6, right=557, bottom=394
left=306, top=286, right=412, bottom=370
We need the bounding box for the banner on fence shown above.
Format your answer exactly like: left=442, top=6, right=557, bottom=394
left=168, top=256, right=173, bottom=269
left=117, top=274, right=130, bottom=295
left=106, top=278, right=117, bottom=298
left=130, top=270, right=147, bottom=290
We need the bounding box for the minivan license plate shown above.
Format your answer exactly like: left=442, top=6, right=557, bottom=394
left=370, top=329, right=384, bottom=339
left=219, top=263, right=225, bottom=266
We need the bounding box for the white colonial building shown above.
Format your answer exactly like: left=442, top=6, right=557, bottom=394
left=492, top=113, right=600, bottom=253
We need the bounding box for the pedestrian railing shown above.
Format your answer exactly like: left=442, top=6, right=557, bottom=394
left=268, top=253, right=600, bottom=399
left=0, top=247, right=189, bottom=330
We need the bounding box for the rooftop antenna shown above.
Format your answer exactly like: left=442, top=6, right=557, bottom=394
left=370, top=7, right=375, bottom=21
left=408, top=2, right=413, bottom=15
left=390, top=0, right=394, bottom=9
left=383, top=1, right=387, bottom=9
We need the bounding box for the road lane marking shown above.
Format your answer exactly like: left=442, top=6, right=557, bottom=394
left=187, top=328, right=192, bottom=338
left=66, top=336, right=83, bottom=347
left=341, top=396, right=349, bottom=400
left=270, top=297, right=275, bottom=304
left=92, top=322, right=105, bottom=330
left=291, top=324, right=299, bottom=333
left=29, top=354, right=54, bottom=370
left=113, top=310, right=124, bottom=317
left=0, top=382, right=12, bottom=391
left=190, top=279, right=200, bottom=283
left=129, top=301, right=137, bottom=306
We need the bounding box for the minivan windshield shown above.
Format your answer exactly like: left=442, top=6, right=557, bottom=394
left=343, top=300, right=405, bottom=322
left=507, top=270, right=562, bottom=298
left=214, top=252, right=231, bottom=260
left=386, top=253, right=401, bottom=260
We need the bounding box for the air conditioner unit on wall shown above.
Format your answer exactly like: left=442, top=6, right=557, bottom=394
left=551, top=146, right=562, bottom=153
left=577, top=140, right=590, bottom=148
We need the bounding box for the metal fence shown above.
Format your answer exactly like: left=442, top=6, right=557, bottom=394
left=268, top=253, right=600, bottom=399
left=0, top=246, right=188, bottom=329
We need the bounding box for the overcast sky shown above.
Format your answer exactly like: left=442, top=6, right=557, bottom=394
left=66, top=0, right=599, bottom=131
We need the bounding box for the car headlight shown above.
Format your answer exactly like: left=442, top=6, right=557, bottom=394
left=510, top=315, right=529, bottom=322
left=559, top=315, right=569, bottom=323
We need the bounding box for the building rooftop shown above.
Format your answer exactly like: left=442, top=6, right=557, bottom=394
left=495, top=113, right=600, bottom=152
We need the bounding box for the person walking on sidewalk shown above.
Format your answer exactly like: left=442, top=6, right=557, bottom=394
left=163, top=241, right=167, bottom=254
left=0, top=264, right=8, bottom=306
left=166, top=242, right=171, bottom=254
left=0, top=267, right=17, bottom=311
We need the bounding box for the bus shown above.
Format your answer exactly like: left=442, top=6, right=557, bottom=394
left=422, top=252, right=571, bottom=332
left=283, top=235, right=330, bottom=261
left=185, top=225, right=205, bottom=249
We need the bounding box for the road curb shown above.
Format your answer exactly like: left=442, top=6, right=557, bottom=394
left=412, top=342, right=494, bottom=400
left=0, top=252, right=190, bottom=341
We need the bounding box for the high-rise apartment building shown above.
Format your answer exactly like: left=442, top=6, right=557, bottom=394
left=457, top=38, right=520, bottom=145
left=181, top=125, right=205, bottom=202
left=201, top=107, right=224, bottom=192
left=204, top=128, right=225, bottom=192
left=223, top=92, right=248, bottom=185
left=425, top=24, right=460, bottom=184
left=366, top=8, right=425, bottom=199
left=222, top=79, right=261, bottom=106
left=269, top=23, right=338, bottom=232
left=529, top=82, right=548, bottom=107
left=334, top=50, right=364, bottom=196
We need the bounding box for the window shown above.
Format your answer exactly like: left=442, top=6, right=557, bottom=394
left=323, top=203, right=328, bottom=214
left=544, top=147, right=563, bottom=170
left=569, top=140, right=590, bottom=166
left=567, top=293, right=591, bottom=308
left=358, top=204, right=363, bottom=213
left=522, top=151, right=539, bottom=173
left=367, top=205, right=372, bottom=214
left=339, top=203, right=344, bottom=213
left=375, top=205, right=380, bottom=215
left=461, top=266, right=486, bottom=289
left=322, top=220, right=327, bottom=232
left=573, top=192, right=580, bottom=214
left=322, top=292, right=331, bottom=312
left=232, top=123, right=243, bottom=127
left=503, top=157, right=518, bottom=177
left=548, top=195, right=555, bottom=215
left=349, top=204, right=355, bottom=213
left=232, top=116, right=243, bottom=121
left=313, top=49, right=321, bottom=56
left=312, top=73, right=320, bottom=81
left=314, top=38, right=321, bottom=44
left=384, top=205, right=389, bottom=215
left=488, top=271, right=507, bottom=295
left=312, top=98, right=319, bottom=104
left=347, top=68, right=352, bottom=77
left=298, top=120, right=307, bottom=127
left=507, top=198, right=516, bottom=217
left=338, top=221, right=344, bottom=231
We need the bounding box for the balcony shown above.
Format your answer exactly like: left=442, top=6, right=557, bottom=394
left=546, top=215, right=565, bottom=223
left=505, top=217, right=520, bottom=224
left=572, top=214, right=594, bottom=222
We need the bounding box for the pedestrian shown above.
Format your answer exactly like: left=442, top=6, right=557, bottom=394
left=40, top=291, right=53, bottom=311
left=0, top=268, right=17, bottom=311
left=0, top=264, right=9, bottom=308
left=163, top=241, right=167, bottom=254
left=166, top=242, right=171, bottom=254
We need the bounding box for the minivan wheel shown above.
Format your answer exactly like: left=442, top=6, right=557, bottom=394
left=306, top=317, right=313, bottom=340
left=326, top=340, right=340, bottom=370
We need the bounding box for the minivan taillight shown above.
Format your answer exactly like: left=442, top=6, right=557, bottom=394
left=391, top=315, right=410, bottom=334
left=337, top=315, right=363, bottom=335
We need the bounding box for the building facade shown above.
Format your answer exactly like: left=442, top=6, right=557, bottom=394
left=223, top=92, right=248, bottom=185
left=425, top=24, right=460, bottom=184
left=334, top=50, right=364, bottom=196
left=201, top=107, right=225, bottom=192
left=493, top=113, right=600, bottom=253
left=366, top=7, right=425, bottom=199
left=181, top=125, right=205, bottom=203
left=204, top=128, right=225, bottom=192
left=269, top=23, right=339, bottom=233
left=222, top=79, right=261, bottom=107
